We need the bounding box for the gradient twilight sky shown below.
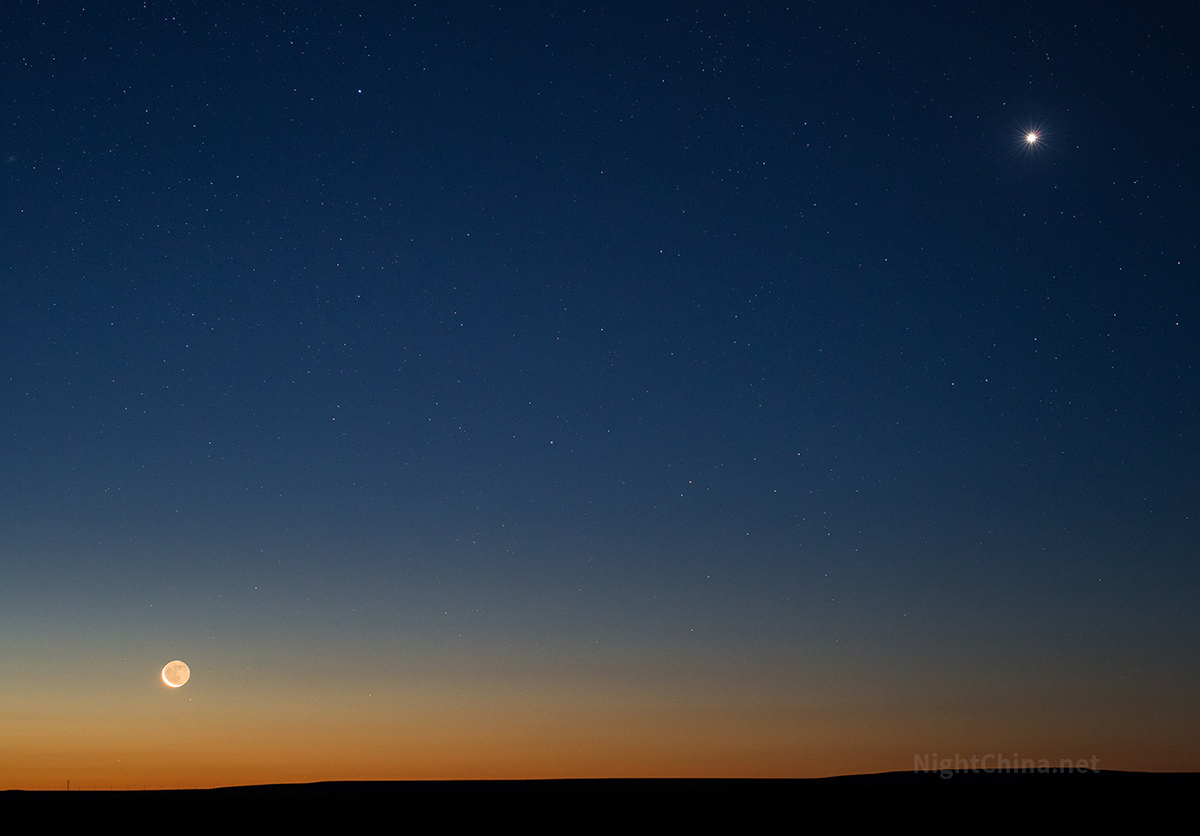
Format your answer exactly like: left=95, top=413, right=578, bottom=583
left=2, top=2, right=1198, bottom=789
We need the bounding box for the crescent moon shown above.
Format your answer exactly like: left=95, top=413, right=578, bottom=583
left=161, top=660, right=191, bottom=688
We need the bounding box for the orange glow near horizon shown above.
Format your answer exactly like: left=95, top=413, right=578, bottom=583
left=4, top=655, right=1198, bottom=789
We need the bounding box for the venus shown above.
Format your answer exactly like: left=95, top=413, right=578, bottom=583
left=161, top=660, right=191, bottom=688
left=1014, top=123, right=1050, bottom=161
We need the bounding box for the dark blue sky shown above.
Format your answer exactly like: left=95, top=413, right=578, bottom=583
left=2, top=2, right=1197, bottom=785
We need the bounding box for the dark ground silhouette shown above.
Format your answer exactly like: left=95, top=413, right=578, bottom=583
left=4, top=771, right=1194, bottom=827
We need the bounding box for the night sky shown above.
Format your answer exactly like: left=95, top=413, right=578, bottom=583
left=3, top=2, right=1198, bottom=789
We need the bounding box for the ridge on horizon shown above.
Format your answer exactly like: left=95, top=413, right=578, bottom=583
left=8, top=768, right=1199, bottom=795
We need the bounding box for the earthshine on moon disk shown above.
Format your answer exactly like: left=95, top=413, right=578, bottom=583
left=162, top=660, right=191, bottom=688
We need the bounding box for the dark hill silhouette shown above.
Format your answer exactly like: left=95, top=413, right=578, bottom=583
left=4, top=771, right=1195, bottom=827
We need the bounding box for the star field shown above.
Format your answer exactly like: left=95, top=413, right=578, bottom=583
left=1, top=2, right=1197, bottom=788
